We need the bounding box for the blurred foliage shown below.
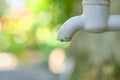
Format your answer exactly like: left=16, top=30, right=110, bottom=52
left=0, top=0, right=76, bottom=61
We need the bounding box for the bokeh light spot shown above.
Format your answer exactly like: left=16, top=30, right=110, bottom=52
left=0, top=52, right=18, bottom=71
left=49, top=48, right=66, bottom=74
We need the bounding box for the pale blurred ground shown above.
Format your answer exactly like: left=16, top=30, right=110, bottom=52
left=0, top=49, right=67, bottom=80
left=0, top=63, right=59, bottom=80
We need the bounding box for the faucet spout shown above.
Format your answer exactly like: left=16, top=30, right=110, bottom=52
left=57, top=16, right=84, bottom=42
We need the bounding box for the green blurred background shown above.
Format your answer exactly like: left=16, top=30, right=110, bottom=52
left=0, top=0, right=74, bottom=65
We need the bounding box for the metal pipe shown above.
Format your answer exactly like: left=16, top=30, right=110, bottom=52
left=57, top=0, right=120, bottom=42
left=108, top=15, right=120, bottom=31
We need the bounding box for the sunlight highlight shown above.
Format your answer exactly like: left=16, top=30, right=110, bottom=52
left=0, top=52, right=18, bottom=71
left=49, top=48, right=66, bottom=74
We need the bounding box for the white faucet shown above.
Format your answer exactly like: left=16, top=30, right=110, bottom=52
left=57, top=0, right=120, bottom=42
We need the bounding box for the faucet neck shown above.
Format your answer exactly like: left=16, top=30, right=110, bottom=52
left=82, top=0, right=110, bottom=6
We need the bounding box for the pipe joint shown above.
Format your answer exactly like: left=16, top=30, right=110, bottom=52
left=82, top=0, right=110, bottom=6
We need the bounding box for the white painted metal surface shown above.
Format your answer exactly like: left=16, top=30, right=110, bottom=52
left=57, top=0, right=120, bottom=42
